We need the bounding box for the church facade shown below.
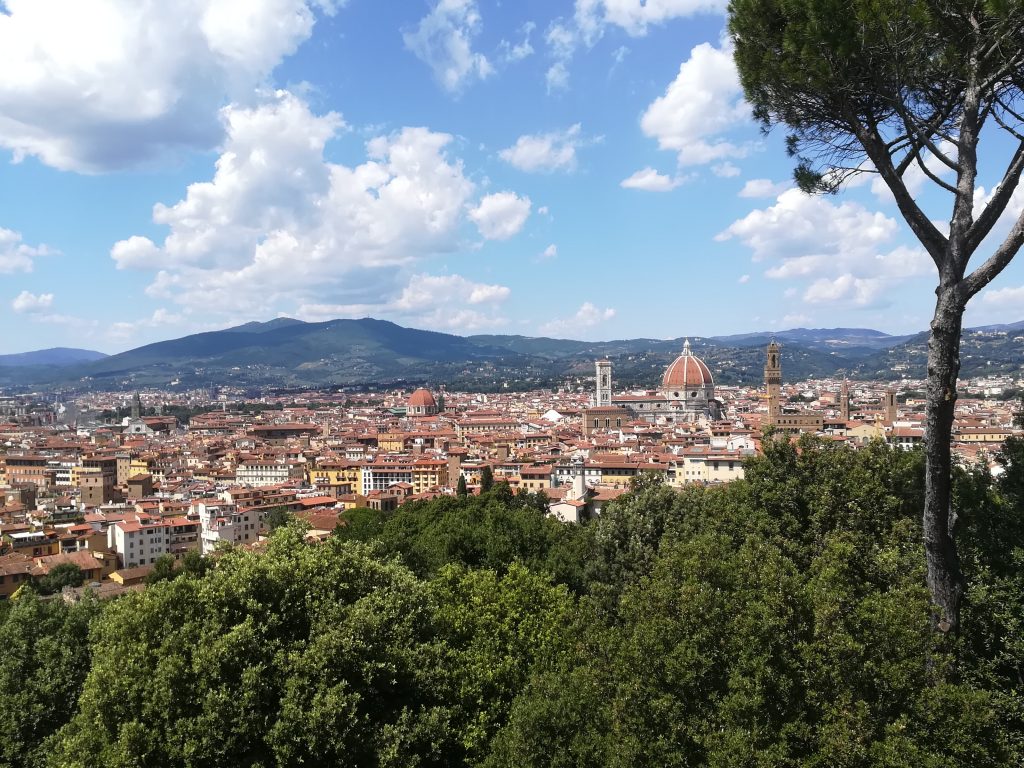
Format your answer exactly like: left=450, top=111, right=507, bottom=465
left=583, top=340, right=723, bottom=434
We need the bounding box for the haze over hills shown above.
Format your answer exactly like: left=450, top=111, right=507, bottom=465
left=0, top=318, right=1020, bottom=391
left=0, top=348, right=108, bottom=368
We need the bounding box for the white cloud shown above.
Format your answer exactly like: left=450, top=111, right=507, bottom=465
left=0, top=228, right=51, bottom=273
left=620, top=167, right=685, bottom=191
left=578, top=0, right=727, bottom=38
left=403, top=0, right=493, bottom=93
left=712, top=162, right=740, bottom=178
left=803, top=275, right=883, bottom=306
left=980, top=284, right=1024, bottom=308
left=0, top=0, right=338, bottom=172
left=738, top=274, right=750, bottom=284
left=739, top=178, right=791, bottom=198
left=469, top=191, right=532, bottom=240
left=499, top=124, right=588, bottom=173
left=539, top=301, right=616, bottom=337
left=110, top=91, right=529, bottom=320
left=540, top=244, right=558, bottom=259
left=394, top=273, right=509, bottom=310
left=543, top=2, right=725, bottom=92
left=719, top=188, right=934, bottom=308
left=499, top=21, right=535, bottom=63
left=718, top=189, right=897, bottom=262
left=546, top=62, right=570, bottom=92
left=297, top=272, right=510, bottom=331
left=11, top=290, right=53, bottom=313
left=640, top=41, right=751, bottom=166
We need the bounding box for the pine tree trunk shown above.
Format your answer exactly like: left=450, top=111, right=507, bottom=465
left=923, top=287, right=966, bottom=633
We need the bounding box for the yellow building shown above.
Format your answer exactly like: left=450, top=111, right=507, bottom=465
left=308, top=461, right=362, bottom=493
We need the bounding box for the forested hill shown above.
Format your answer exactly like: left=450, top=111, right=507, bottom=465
left=3, top=436, right=1022, bottom=766
left=3, top=317, right=1021, bottom=391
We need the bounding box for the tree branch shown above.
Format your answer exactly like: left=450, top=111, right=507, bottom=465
left=966, top=140, right=1024, bottom=253
left=851, top=118, right=949, bottom=268
left=963, top=209, right=1024, bottom=299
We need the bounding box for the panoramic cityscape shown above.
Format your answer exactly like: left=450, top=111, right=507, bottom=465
left=2, top=1, right=1024, bottom=766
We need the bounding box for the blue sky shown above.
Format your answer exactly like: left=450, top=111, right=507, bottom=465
left=2, top=0, right=1023, bottom=354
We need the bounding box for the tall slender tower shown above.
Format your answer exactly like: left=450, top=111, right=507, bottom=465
left=884, top=387, right=898, bottom=425
left=840, top=379, right=850, bottom=422
left=131, top=392, right=142, bottom=421
left=595, top=360, right=612, bottom=407
left=764, top=341, right=782, bottom=423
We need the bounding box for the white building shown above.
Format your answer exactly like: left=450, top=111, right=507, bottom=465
left=235, top=461, right=290, bottom=487
left=195, top=502, right=258, bottom=554
left=108, top=518, right=168, bottom=569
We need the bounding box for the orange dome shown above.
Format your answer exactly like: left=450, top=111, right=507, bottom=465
left=407, top=388, right=437, bottom=408
left=661, top=340, right=714, bottom=390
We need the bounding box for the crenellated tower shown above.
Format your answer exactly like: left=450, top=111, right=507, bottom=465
left=764, top=341, right=782, bottom=422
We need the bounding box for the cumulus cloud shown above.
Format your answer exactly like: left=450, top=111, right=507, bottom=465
left=540, top=244, right=558, bottom=259
left=297, top=272, right=511, bottom=331
left=640, top=41, right=751, bottom=167
left=738, top=274, right=750, bottom=284
left=719, top=188, right=934, bottom=308
left=577, top=0, right=727, bottom=38
left=979, top=284, right=1024, bottom=308
left=803, top=275, right=883, bottom=307
left=539, top=301, right=616, bottom=337
left=739, top=178, right=791, bottom=198
left=403, top=0, right=493, bottom=93
left=11, top=290, right=53, bottom=313
left=0, top=0, right=338, bottom=172
left=543, top=0, right=725, bottom=90
left=469, top=192, right=532, bottom=240
left=620, top=167, right=685, bottom=191
left=499, top=124, right=589, bottom=173
left=712, top=162, right=740, bottom=178
left=110, top=91, right=529, bottom=320
left=0, top=228, right=52, bottom=273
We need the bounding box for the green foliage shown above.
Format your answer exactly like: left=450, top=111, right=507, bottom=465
left=144, top=554, right=177, bottom=586
left=36, top=563, right=84, bottom=595
left=480, top=465, right=494, bottom=493
left=456, top=474, right=468, bottom=497
left=262, top=506, right=293, bottom=532
left=0, top=593, right=99, bottom=768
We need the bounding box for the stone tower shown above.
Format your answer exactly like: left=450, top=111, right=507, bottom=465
left=764, top=341, right=782, bottom=422
left=131, top=392, right=142, bottom=421
left=884, top=387, right=898, bottom=425
left=840, top=379, right=850, bottom=422
left=595, top=359, right=612, bottom=407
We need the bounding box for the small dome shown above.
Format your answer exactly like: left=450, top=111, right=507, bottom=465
left=407, top=388, right=437, bottom=408
left=661, top=339, right=714, bottom=390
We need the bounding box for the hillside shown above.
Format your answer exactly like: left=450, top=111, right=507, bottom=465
left=0, top=347, right=108, bottom=367
left=1, top=318, right=1019, bottom=391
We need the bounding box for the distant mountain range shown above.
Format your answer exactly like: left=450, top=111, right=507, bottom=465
left=0, top=347, right=108, bottom=368
left=0, top=318, right=1020, bottom=391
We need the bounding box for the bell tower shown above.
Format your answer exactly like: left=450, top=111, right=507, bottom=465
left=764, top=341, right=782, bottom=422
left=840, top=379, right=850, bottom=422
left=884, top=387, right=897, bottom=425
left=595, top=360, right=612, bottom=407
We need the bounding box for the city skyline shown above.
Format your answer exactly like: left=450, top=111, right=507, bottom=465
left=3, top=0, right=1024, bottom=355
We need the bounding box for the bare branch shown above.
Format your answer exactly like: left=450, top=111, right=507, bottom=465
left=963, top=208, right=1024, bottom=298
left=851, top=117, right=948, bottom=268
left=965, top=140, right=1024, bottom=253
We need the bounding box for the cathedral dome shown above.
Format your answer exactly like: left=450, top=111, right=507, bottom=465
left=408, top=388, right=437, bottom=409
left=661, top=339, right=714, bottom=390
